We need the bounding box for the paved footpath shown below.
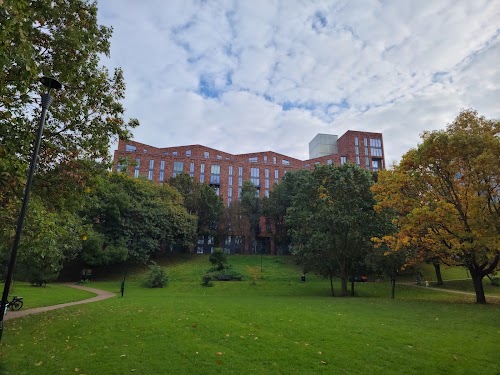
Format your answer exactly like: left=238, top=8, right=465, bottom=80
left=400, top=281, right=500, bottom=300
left=4, top=283, right=116, bottom=321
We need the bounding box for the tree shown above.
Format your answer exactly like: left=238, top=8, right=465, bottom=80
left=263, top=171, right=309, bottom=255
left=80, top=173, right=197, bottom=266
left=0, top=1, right=137, bottom=280
left=288, top=164, right=380, bottom=296
left=240, top=181, right=261, bottom=253
left=5, top=197, right=82, bottom=285
left=169, top=173, right=223, bottom=245
left=0, top=0, right=138, bottom=211
left=372, top=110, right=499, bottom=304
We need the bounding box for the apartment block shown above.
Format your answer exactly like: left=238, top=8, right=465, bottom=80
left=113, top=130, right=385, bottom=254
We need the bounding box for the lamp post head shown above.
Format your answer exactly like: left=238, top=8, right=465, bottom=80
left=40, top=76, right=62, bottom=91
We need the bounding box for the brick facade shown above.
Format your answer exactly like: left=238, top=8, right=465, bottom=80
left=113, top=130, right=384, bottom=254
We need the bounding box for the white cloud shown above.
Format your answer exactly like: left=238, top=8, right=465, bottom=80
left=98, top=0, right=500, bottom=163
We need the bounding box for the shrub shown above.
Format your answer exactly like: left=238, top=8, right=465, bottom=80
left=209, top=248, right=227, bottom=270
left=144, top=262, right=168, bottom=288
left=201, top=274, right=214, bottom=287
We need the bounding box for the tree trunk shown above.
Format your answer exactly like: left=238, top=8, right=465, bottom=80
left=470, top=268, right=486, bottom=304
left=329, top=273, right=335, bottom=296
left=433, top=262, right=444, bottom=285
left=391, top=276, right=396, bottom=299
left=340, top=277, right=348, bottom=297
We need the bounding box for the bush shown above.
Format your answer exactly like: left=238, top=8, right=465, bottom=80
left=144, top=262, right=168, bottom=288
left=209, top=248, right=227, bottom=271
left=201, top=274, right=213, bottom=287
left=490, top=277, right=499, bottom=287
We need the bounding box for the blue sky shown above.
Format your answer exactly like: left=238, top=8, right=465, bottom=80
left=98, top=0, right=500, bottom=164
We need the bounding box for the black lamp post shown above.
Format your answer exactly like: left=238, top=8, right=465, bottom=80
left=0, top=77, right=62, bottom=341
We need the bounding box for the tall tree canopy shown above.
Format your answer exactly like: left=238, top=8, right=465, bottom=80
left=287, top=164, right=380, bottom=296
left=0, top=0, right=138, bottom=209
left=372, top=110, right=500, bottom=304
left=0, top=0, right=138, bottom=281
left=80, top=173, right=197, bottom=266
left=169, top=173, right=223, bottom=244
left=240, top=181, right=261, bottom=253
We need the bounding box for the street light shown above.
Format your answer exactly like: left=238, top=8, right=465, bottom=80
left=0, top=77, right=62, bottom=341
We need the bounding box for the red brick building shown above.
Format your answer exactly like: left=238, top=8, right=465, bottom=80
left=113, top=130, right=385, bottom=254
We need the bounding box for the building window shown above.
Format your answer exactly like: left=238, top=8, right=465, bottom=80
left=327, top=159, right=333, bottom=165
left=134, top=158, right=140, bottom=178
left=173, top=161, right=183, bottom=177
left=366, top=157, right=370, bottom=169
left=200, top=163, right=205, bottom=183
left=148, top=159, right=154, bottom=180
left=372, top=159, right=380, bottom=171
left=172, top=151, right=178, bottom=156
left=356, top=156, right=360, bottom=165
left=274, top=169, right=279, bottom=185
left=186, top=150, right=191, bottom=157
left=210, top=164, right=221, bottom=184
left=370, top=139, right=383, bottom=157
left=263, top=156, right=267, bottom=163
left=249, top=157, right=258, bottom=163
left=251, top=168, right=260, bottom=187
left=282, top=159, right=290, bottom=166
left=273, top=157, right=277, bottom=164
left=228, top=187, right=232, bottom=206
left=217, top=155, right=222, bottom=160
left=228, top=166, right=233, bottom=185
left=265, top=169, right=269, bottom=189
left=204, top=151, right=209, bottom=158
left=341, top=156, right=347, bottom=165
left=213, top=186, right=220, bottom=196
left=143, top=149, right=148, bottom=153
left=265, top=190, right=269, bottom=198
left=160, top=160, right=165, bottom=182
left=190, top=162, right=195, bottom=177
left=117, top=161, right=127, bottom=172
left=125, top=144, right=136, bottom=152
left=238, top=166, right=243, bottom=187
left=364, top=138, right=368, bottom=155
left=355, top=137, right=359, bottom=146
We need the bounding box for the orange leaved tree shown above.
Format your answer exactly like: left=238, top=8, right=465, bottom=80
left=372, top=109, right=499, bottom=304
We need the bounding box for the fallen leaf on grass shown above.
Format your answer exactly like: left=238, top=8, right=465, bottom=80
left=216, top=352, right=223, bottom=356
left=35, top=362, right=43, bottom=366
left=321, top=361, right=327, bottom=365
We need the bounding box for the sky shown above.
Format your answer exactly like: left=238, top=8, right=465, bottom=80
left=97, top=0, right=500, bottom=165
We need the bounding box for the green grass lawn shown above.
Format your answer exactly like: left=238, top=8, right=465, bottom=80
left=0, top=255, right=498, bottom=375
left=0, top=282, right=95, bottom=309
